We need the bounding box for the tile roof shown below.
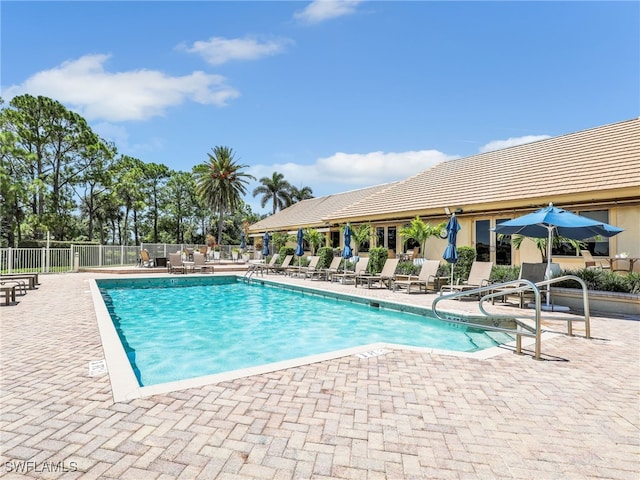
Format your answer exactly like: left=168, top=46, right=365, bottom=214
left=329, top=118, right=640, bottom=221
left=249, top=183, right=393, bottom=232
left=249, top=118, right=640, bottom=232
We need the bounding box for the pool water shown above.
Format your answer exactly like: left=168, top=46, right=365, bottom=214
left=98, top=277, right=510, bottom=387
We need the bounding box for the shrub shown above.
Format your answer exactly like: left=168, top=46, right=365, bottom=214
left=490, top=265, right=521, bottom=283
left=277, top=246, right=295, bottom=264
left=317, top=247, right=334, bottom=269
left=368, top=247, right=388, bottom=274
left=554, top=268, right=640, bottom=294
left=397, top=261, right=419, bottom=276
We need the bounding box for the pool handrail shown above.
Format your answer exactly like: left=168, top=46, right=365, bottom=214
left=433, top=275, right=591, bottom=360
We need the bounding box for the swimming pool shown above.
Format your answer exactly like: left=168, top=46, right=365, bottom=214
left=96, top=276, right=513, bottom=392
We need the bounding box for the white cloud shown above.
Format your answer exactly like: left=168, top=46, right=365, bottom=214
left=2, top=54, right=240, bottom=122
left=247, top=149, right=457, bottom=206
left=180, top=36, right=293, bottom=66
left=479, top=134, right=551, bottom=153
left=294, top=0, right=364, bottom=24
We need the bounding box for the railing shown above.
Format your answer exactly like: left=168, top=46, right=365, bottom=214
left=0, top=243, right=248, bottom=274
left=432, top=275, right=591, bottom=360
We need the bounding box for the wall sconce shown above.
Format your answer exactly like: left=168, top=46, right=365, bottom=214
left=444, top=207, right=451, bottom=215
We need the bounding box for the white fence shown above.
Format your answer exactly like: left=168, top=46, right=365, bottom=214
left=0, top=243, right=248, bottom=274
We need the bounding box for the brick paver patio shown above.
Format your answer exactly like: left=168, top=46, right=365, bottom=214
left=1, top=271, right=638, bottom=479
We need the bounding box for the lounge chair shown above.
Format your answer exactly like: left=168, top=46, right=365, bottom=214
left=581, top=250, right=610, bottom=269
left=251, top=253, right=279, bottom=276
left=391, top=260, right=440, bottom=294
left=491, top=262, right=547, bottom=308
left=1, top=273, right=39, bottom=289
left=139, top=249, right=155, bottom=267
left=168, top=253, right=185, bottom=274
left=440, top=261, right=493, bottom=296
left=286, top=256, right=320, bottom=277
left=313, top=256, right=343, bottom=281
left=356, top=258, right=400, bottom=289
left=269, top=254, right=294, bottom=275
left=330, top=257, right=369, bottom=284
left=193, top=252, right=215, bottom=273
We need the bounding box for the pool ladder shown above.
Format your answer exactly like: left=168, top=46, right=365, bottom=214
left=432, top=275, right=591, bottom=360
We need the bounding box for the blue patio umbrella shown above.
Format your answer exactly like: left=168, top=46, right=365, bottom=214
left=342, top=224, right=353, bottom=274
left=262, top=232, right=270, bottom=257
left=493, top=203, right=623, bottom=307
left=442, top=214, right=461, bottom=287
left=295, top=228, right=304, bottom=273
left=240, top=232, right=246, bottom=251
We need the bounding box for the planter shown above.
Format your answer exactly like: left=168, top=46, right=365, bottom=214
left=552, top=287, right=640, bottom=316
left=213, top=251, right=220, bottom=260
left=232, top=251, right=239, bottom=262
left=242, top=254, right=251, bottom=262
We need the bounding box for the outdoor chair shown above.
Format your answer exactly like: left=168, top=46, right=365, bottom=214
left=440, top=261, right=493, bottom=297
left=356, top=258, right=400, bottom=289
left=286, top=256, right=320, bottom=277
left=269, top=254, right=294, bottom=275
left=314, top=256, right=343, bottom=281
left=193, top=252, right=214, bottom=273
left=391, top=260, right=440, bottom=294
left=330, top=257, right=369, bottom=284
left=581, top=250, right=610, bottom=269
left=1, top=273, right=39, bottom=289
left=139, top=249, right=155, bottom=268
left=251, top=253, right=279, bottom=276
left=168, top=253, right=185, bottom=274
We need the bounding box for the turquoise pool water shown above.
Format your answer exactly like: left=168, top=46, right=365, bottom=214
left=98, top=277, right=509, bottom=387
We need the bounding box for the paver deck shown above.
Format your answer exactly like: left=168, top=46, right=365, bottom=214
left=1, top=271, right=638, bottom=479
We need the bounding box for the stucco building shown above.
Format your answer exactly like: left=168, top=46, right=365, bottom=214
left=249, top=118, right=640, bottom=271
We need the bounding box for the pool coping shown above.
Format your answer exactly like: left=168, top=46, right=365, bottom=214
left=90, top=274, right=544, bottom=402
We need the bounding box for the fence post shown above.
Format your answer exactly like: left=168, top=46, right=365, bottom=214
left=121, top=245, right=124, bottom=266
left=42, top=247, right=46, bottom=273
left=70, top=245, right=74, bottom=272
left=8, top=247, right=13, bottom=273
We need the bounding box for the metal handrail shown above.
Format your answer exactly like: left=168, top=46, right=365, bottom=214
left=433, top=275, right=591, bottom=360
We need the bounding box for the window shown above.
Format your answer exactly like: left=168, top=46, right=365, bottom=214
left=495, top=218, right=512, bottom=265
left=475, top=220, right=490, bottom=262
left=387, top=227, right=397, bottom=253
left=581, top=210, right=611, bottom=256
left=330, top=231, right=340, bottom=249
left=376, top=227, right=385, bottom=248
left=552, top=209, right=611, bottom=257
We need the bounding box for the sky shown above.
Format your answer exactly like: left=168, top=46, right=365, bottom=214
left=2, top=1, right=639, bottom=215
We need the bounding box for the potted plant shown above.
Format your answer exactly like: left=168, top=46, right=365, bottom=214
left=232, top=247, right=240, bottom=262
left=213, top=245, right=221, bottom=260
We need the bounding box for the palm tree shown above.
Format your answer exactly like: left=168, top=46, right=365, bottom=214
left=350, top=223, right=373, bottom=255
left=287, top=185, right=314, bottom=206
left=304, top=228, right=325, bottom=255
left=252, top=172, right=292, bottom=214
left=399, top=216, right=447, bottom=258
left=194, top=146, right=255, bottom=246
left=500, top=234, right=586, bottom=262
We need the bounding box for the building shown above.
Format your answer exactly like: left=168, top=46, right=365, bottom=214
left=248, top=118, right=640, bottom=271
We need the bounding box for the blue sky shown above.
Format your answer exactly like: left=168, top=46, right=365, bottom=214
left=2, top=1, right=639, bottom=215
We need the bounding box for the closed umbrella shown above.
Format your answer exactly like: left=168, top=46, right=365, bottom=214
left=240, top=232, right=246, bottom=251
left=295, top=228, right=304, bottom=274
left=342, top=224, right=353, bottom=274
left=493, top=203, right=623, bottom=308
left=442, top=214, right=461, bottom=287
left=262, top=232, right=270, bottom=257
